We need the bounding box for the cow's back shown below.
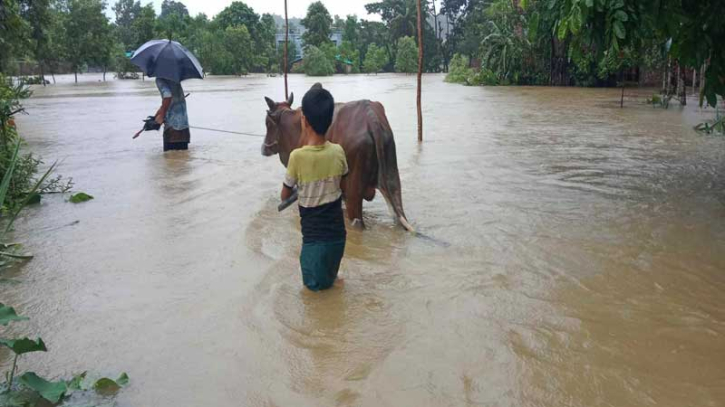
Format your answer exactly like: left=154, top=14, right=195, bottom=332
left=326, top=100, right=382, bottom=191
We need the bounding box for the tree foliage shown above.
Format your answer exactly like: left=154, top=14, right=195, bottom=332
left=301, top=1, right=333, bottom=49
left=304, top=45, right=334, bottom=76
left=395, top=36, right=418, bottom=73
left=364, top=43, right=388, bottom=74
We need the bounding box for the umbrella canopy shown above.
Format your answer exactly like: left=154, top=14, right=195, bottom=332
left=131, top=39, right=203, bottom=82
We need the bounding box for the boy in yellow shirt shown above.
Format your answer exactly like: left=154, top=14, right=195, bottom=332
left=281, top=86, right=348, bottom=291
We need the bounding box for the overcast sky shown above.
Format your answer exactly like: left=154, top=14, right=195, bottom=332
left=145, top=0, right=383, bottom=20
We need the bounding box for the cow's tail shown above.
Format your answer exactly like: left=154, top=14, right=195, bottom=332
left=367, top=103, right=415, bottom=233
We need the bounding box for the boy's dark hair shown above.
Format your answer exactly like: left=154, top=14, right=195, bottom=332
left=301, top=86, right=335, bottom=136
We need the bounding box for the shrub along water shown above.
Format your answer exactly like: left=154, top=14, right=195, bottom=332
left=0, top=76, right=72, bottom=212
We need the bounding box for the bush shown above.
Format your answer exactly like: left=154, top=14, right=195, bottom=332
left=18, top=77, right=50, bottom=86
left=0, top=76, right=72, bottom=211
left=304, top=45, right=334, bottom=77
left=445, top=54, right=472, bottom=83
left=395, top=36, right=418, bottom=74
left=466, top=69, right=499, bottom=86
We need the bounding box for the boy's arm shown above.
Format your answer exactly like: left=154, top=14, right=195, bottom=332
left=281, top=184, right=294, bottom=201
left=281, top=152, right=298, bottom=201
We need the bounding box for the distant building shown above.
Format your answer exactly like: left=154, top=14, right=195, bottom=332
left=275, top=29, right=344, bottom=58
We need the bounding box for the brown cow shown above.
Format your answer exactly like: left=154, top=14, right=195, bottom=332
left=261, top=90, right=413, bottom=232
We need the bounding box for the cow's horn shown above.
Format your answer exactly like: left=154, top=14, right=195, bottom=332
left=265, top=97, right=275, bottom=111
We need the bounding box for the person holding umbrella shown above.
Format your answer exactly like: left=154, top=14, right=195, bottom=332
left=130, top=39, right=203, bottom=151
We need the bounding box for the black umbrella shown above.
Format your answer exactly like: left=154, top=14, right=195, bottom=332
left=131, top=39, right=203, bottom=82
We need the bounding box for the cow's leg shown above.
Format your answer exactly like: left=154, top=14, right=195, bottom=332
left=363, top=186, right=376, bottom=201
left=345, top=191, right=365, bottom=228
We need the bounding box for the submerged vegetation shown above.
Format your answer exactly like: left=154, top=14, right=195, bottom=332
left=0, top=303, right=129, bottom=406
left=442, top=0, right=724, bottom=107
left=0, top=77, right=72, bottom=213
left=0, top=66, right=121, bottom=407
left=695, top=110, right=725, bottom=136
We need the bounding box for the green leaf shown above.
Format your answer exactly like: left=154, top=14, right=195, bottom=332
left=93, top=377, right=121, bottom=394
left=0, top=251, right=33, bottom=260
left=0, top=337, right=47, bottom=355
left=69, top=192, right=94, bottom=204
left=0, top=389, right=39, bottom=407
left=612, top=0, right=624, bottom=8
left=557, top=19, right=569, bottom=40
left=585, top=0, right=594, bottom=7
left=25, top=193, right=41, bottom=205
left=116, top=372, right=129, bottom=386
left=5, top=161, right=58, bottom=235
left=613, top=20, right=626, bottom=39
left=0, top=303, right=28, bottom=326
left=614, top=10, right=628, bottom=21
left=19, top=372, right=68, bottom=404
left=528, top=12, right=540, bottom=43
left=570, top=6, right=584, bottom=34
left=0, top=142, right=21, bottom=211
left=66, top=371, right=87, bottom=391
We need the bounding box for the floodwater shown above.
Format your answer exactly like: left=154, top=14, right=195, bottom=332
left=3, top=73, right=724, bottom=407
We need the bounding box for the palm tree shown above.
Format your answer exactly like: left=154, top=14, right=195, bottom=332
left=390, top=0, right=417, bottom=40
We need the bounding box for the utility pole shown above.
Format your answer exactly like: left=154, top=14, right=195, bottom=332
left=416, top=0, right=424, bottom=142
left=284, top=0, right=289, bottom=100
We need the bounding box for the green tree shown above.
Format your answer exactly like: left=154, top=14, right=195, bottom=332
left=197, top=29, right=230, bottom=75
left=333, top=14, right=345, bottom=30
left=159, top=0, right=188, bottom=19
left=43, top=6, right=67, bottom=82
left=0, top=0, right=30, bottom=73
left=301, top=1, right=332, bottom=48
left=132, top=3, right=156, bottom=48
left=112, top=0, right=141, bottom=50
left=364, top=43, right=387, bottom=74
left=278, top=36, right=300, bottom=73
left=395, top=35, right=417, bottom=73
left=303, top=45, right=334, bottom=76
left=64, top=0, right=113, bottom=83
left=338, top=40, right=360, bottom=73
left=366, top=0, right=440, bottom=72
left=156, top=7, right=188, bottom=40
left=20, top=0, right=53, bottom=83
left=223, top=25, right=253, bottom=75
left=343, top=15, right=359, bottom=46
left=359, top=20, right=390, bottom=69
left=257, top=13, right=278, bottom=72
left=214, top=2, right=259, bottom=34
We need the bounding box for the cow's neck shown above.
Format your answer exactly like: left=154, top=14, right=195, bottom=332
left=279, top=108, right=303, bottom=167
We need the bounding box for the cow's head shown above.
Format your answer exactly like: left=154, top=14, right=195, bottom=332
left=262, top=93, right=294, bottom=157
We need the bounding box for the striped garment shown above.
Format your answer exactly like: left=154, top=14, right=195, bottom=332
left=284, top=142, right=348, bottom=208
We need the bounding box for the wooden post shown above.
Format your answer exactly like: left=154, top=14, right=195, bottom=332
left=284, top=0, right=289, bottom=100
left=620, top=85, right=624, bottom=108
left=416, top=0, right=423, bottom=142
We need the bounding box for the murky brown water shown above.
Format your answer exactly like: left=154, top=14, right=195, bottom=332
left=3, top=73, right=724, bottom=406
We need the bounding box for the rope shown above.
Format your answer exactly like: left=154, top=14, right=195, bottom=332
left=189, top=126, right=265, bottom=137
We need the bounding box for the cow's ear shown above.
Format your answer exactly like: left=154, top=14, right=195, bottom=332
left=287, top=93, right=294, bottom=107
left=265, top=97, right=276, bottom=111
